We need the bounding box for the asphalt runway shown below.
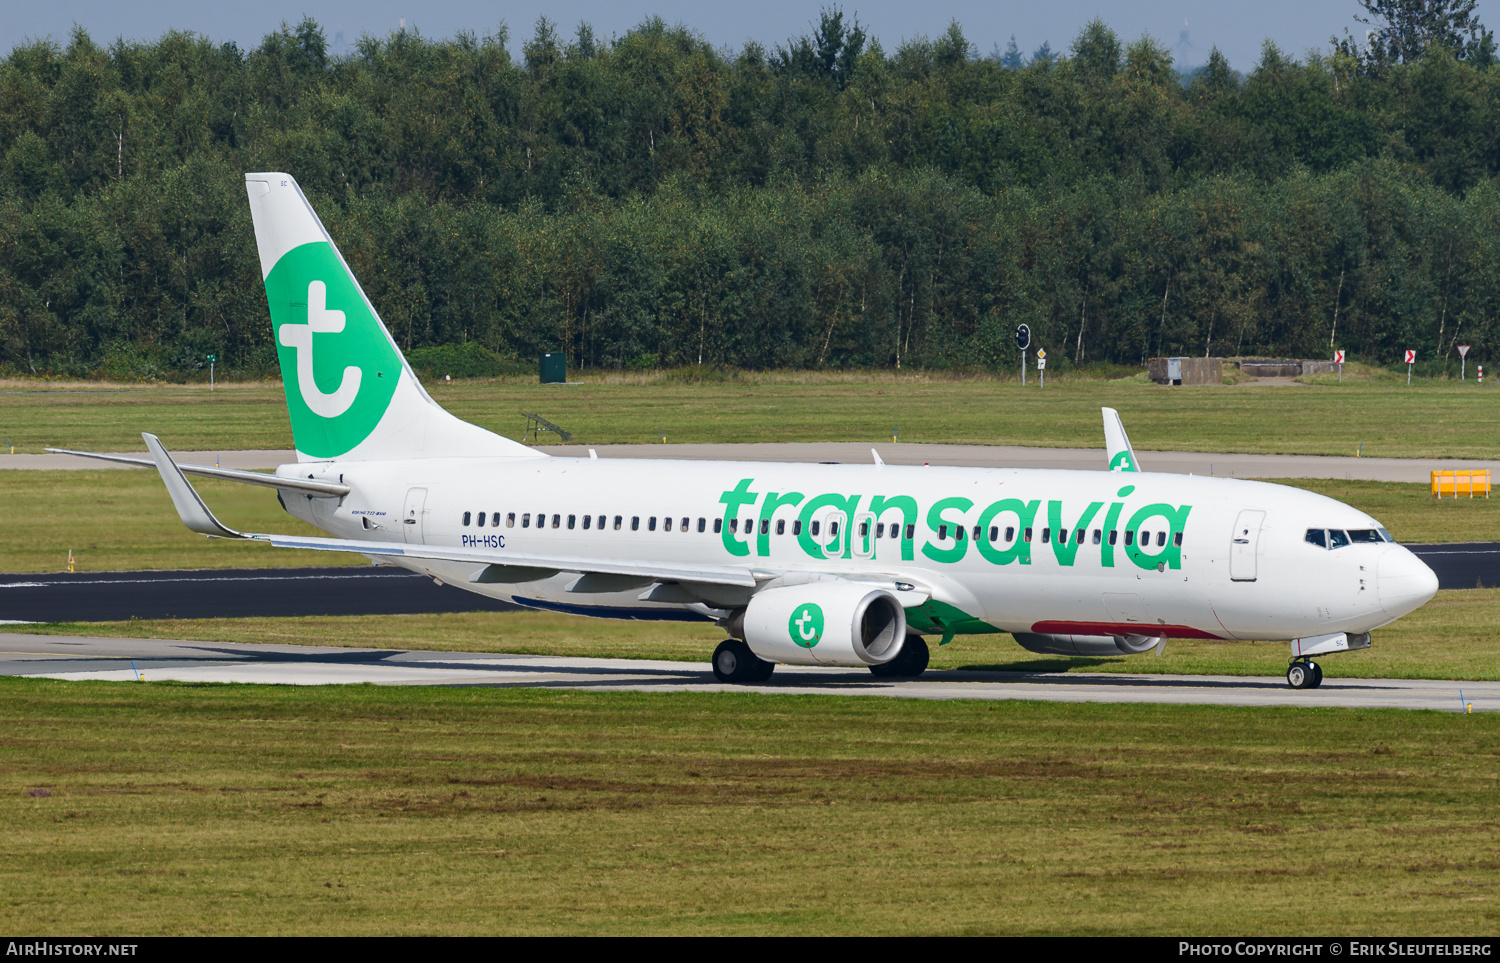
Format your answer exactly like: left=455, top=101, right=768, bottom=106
left=1, top=542, right=1494, bottom=624
left=0, top=633, right=1485, bottom=712
left=7, top=442, right=1498, bottom=483
left=0, top=567, right=521, bottom=623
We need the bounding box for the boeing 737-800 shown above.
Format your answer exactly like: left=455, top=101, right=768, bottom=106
left=54, top=173, right=1440, bottom=690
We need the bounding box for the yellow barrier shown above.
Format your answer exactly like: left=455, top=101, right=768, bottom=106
left=1431, top=469, right=1492, bottom=498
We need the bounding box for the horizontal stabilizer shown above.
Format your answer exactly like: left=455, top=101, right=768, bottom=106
left=45, top=447, right=349, bottom=496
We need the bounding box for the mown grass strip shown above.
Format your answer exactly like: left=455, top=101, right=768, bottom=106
left=3, top=375, right=1499, bottom=459
left=1, top=677, right=1495, bottom=935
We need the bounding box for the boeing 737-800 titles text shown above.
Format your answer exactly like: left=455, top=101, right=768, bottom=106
left=54, top=173, right=1440, bottom=689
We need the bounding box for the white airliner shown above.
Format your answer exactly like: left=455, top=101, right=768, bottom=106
left=54, top=173, right=1440, bottom=690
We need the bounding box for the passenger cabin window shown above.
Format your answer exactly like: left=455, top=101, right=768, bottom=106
left=1041, top=528, right=1051, bottom=544
left=614, top=515, right=622, bottom=530
left=631, top=516, right=640, bottom=531
left=1005, top=526, right=1015, bottom=542
left=905, top=524, right=915, bottom=540
left=714, top=518, right=723, bottom=534
left=522, top=513, right=531, bottom=528
left=597, top=516, right=605, bottom=530
left=492, top=512, right=501, bottom=528
left=1124, top=531, right=1134, bottom=546
left=477, top=512, right=486, bottom=528
left=759, top=519, right=768, bottom=535
left=583, top=515, right=591, bottom=530
left=938, top=525, right=948, bottom=541
left=507, top=513, right=516, bottom=528
left=568, top=514, right=576, bottom=530
left=1173, top=532, right=1183, bottom=547
left=1108, top=531, right=1118, bottom=546
left=1023, top=527, right=1033, bottom=543
left=649, top=517, right=657, bottom=531
left=681, top=517, right=689, bottom=532
left=462, top=512, right=472, bottom=526
left=1092, top=529, right=1101, bottom=544
left=810, top=521, right=819, bottom=537
left=1156, top=531, right=1166, bottom=547
left=698, top=518, right=706, bottom=533
left=729, top=518, right=738, bottom=534
left=665, top=517, right=673, bottom=532
left=955, top=526, right=965, bottom=542
left=777, top=520, right=786, bottom=535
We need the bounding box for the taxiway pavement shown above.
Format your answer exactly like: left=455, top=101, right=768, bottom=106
left=6, top=442, right=1497, bottom=483
left=0, top=633, right=1487, bottom=712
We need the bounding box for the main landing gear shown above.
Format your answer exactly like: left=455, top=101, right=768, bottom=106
left=869, top=635, right=930, bottom=679
left=1286, top=659, right=1324, bottom=690
left=711, top=640, right=775, bottom=684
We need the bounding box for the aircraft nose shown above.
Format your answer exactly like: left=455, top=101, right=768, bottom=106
left=1377, top=546, right=1439, bottom=617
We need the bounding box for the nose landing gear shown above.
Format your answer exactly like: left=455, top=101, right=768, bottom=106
left=1287, top=659, right=1324, bottom=690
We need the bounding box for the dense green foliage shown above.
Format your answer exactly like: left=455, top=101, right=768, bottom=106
left=4, top=11, right=1500, bottom=375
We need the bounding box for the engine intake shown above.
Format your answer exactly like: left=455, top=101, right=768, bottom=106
left=742, top=581, right=906, bottom=667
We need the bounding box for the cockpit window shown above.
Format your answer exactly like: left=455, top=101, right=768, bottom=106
left=1328, top=529, right=1351, bottom=549
left=1347, top=529, right=1382, bottom=543
left=1305, top=529, right=1326, bottom=548
left=1378, top=528, right=1396, bottom=543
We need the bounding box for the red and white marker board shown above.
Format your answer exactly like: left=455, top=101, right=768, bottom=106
left=1333, top=350, right=1345, bottom=364
left=1405, top=349, right=1416, bottom=364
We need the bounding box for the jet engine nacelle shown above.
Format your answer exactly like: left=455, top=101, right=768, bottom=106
left=742, top=581, right=906, bottom=667
left=1013, top=631, right=1162, bottom=657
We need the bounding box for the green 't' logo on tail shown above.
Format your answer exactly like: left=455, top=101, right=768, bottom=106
left=1109, top=451, right=1138, bottom=472
left=265, top=242, right=400, bottom=458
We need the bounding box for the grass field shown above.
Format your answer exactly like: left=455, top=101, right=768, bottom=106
left=0, top=469, right=1495, bottom=574
left=14, top=586, right=1499, bottom=681
left=3, top=372, right=1500, bottom=459
left=1, top=677, right=1495, bottom=935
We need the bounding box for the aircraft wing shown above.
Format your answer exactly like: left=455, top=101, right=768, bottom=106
left=46, top=446, right=349, bottom=496
left=141, top=432, right=758, bottom=589
left=1102, top=407, right=1141, bottom=472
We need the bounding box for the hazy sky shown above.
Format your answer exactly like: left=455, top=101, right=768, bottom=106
left=8, top=1, right=1499, bottom=72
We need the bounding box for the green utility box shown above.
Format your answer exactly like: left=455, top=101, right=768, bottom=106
left=539, top=353, right=566, bottom=384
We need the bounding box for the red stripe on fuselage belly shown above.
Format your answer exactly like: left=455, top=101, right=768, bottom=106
left=1029, top=621, right=1225, bottom=640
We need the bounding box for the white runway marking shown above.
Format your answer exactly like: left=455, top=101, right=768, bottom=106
left=1, top=634, right=1489, bottom=712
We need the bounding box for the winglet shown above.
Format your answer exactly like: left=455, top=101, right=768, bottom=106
left=1102, top=407, right=1141, bottom=472
left=143, top=433, right=244, bottom=538
left=871, top=448, right=884, bottom=466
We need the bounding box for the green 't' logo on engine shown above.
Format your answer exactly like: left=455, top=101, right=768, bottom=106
left=789, top=603, right=824, bottom=648
left=265, top=242, right=400, bottom=458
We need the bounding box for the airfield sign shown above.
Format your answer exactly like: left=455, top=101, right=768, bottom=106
left=1334, top=349, right=1344, bottom=382
left=1016, top=324, right=1031, bottom=385
left=1460, top=344, right=1471, bottom=380
left=1405, top=349, right=1415, bottom=385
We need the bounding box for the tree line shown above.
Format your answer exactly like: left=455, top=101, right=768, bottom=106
left=2, top=8, right=1500, bottom=376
